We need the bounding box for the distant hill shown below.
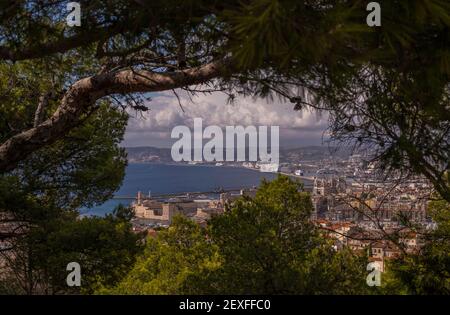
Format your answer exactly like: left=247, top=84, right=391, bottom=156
left=125, top=146, right=173, bottom=163
left=280, top=146, right=352, bottom=163
left=124, top=146, right=352, bottom=164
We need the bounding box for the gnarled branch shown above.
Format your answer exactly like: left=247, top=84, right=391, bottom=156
left=0, top=59, right=231, bottom=172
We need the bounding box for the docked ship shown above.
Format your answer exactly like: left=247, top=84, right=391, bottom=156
left=242, top=162, right=257, bottom=169
left=294, top=169, right=304, bottom=176
left=257, top=162, right=279, bottom=173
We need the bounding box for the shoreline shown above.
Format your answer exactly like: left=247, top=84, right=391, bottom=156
left=127, top=162, right=315, bottom=182
left=80, top=163, right=289, bottom=217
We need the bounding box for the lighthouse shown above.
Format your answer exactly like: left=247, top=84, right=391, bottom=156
left=137, top=191, right=142, bottom=206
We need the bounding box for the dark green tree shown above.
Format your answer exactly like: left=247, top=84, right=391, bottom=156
left=0, top=88, right=142, bottom=294
left=107, top=176, right=371, bottom=295
left=1, top=1, right=448, bottom=205
left=101, top=215, right=218, bottom=295
left=0, top=0, right=448, bottom=296
left=194, top=176, right=370, bottom=294
left=1, top=205, right=142, bottom=295
left=382, top=198, right=450, bottom=294
left=224, top=0, right=450, bottom=201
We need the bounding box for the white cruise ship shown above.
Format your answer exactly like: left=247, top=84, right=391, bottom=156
left=258, top=162, right=279, bottom=173
left=294, top=169, right=304, bottom=176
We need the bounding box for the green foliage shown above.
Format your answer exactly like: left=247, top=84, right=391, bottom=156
left=35, top=206, right=143, bottom=294
left=2, top=204, right=142, bottom=295
left=1, top=0, right=449, bottom=201
left=201, top=177, right=317, bottom=294
left=106, top=176, right=370, bottom=295
left=0, top=77, right=133, bottom=294
left=225, top=1, right=450, bottom=201
left=2, top=102, right=128, bottom=210
left=0, top=0, right=449, bottom=296
left=226, top=0, right=450, bottom=72
left=382, top=199, right=450, bottom=294
left=101, top=216, right=218, bottom=295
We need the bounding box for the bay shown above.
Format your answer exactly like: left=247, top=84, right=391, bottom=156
left=81, top=163, right=289, bottom=217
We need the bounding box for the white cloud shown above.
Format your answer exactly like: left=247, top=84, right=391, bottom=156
left=123, top=90, right=329, bottom=147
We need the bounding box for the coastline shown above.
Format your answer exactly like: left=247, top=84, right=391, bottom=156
left=80, top=163, right=292, bottom=217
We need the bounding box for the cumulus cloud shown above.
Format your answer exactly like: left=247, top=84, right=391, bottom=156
left=123, top=90, right=329, bottom=148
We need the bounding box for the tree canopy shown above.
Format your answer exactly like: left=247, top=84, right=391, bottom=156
left=0, top=1, right=448, bottom=203
left=382, top=198, right=450, bottom=294
left=0, top=80, right=140, bottom=294
left=105, top=176, right=371, bottom=295
left=0, top=0, right=449, bottom=296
